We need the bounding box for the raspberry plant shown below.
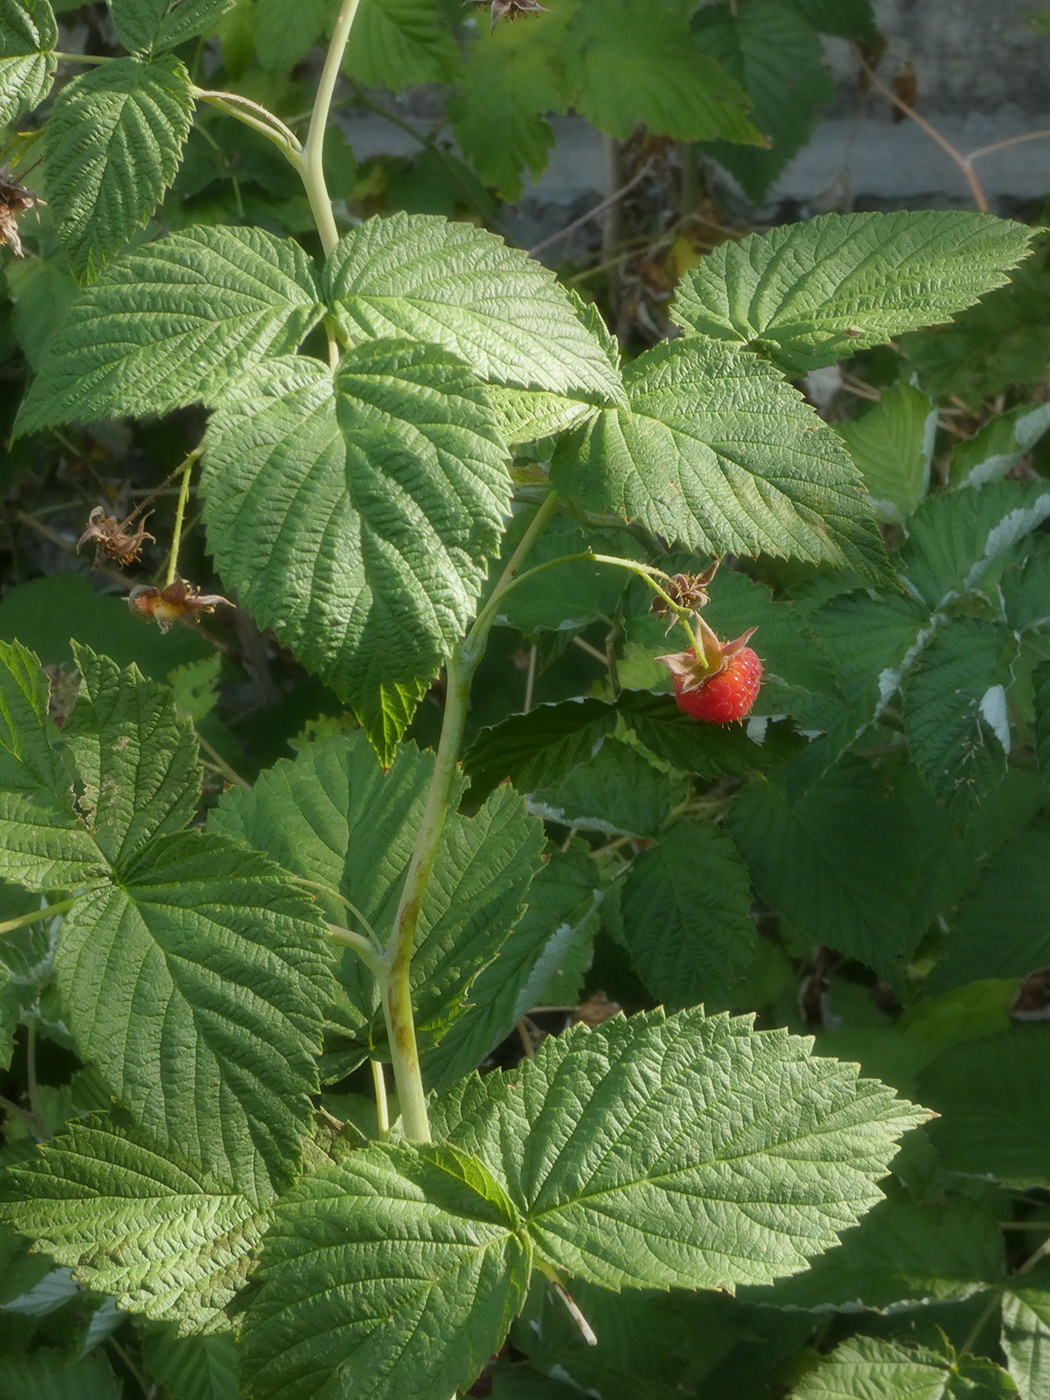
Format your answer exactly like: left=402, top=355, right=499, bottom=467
left=2, top=2, right=1050, bottom=1398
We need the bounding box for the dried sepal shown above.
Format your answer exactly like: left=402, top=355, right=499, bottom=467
left=649, top=561, right=720, bottom=625
left=656, top=615, right=757, bottom=694
left=77, top=505, right=156, bottom=568
left=472, top=0, right=547, bottom=33
left=127, top=578, right=232, bottom=633
left=0, top=167, right=42, bottom=258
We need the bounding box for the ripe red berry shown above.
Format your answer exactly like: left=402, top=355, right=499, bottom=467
left=672, top=647, right=763, bottom=724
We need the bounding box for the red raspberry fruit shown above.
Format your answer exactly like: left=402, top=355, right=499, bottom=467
left=671, top=646, right=763, bottom=724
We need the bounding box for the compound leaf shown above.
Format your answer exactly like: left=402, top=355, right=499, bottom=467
left=209, top=731, right=544, bottom=1064
left=56, top=832, right=332, bottom=1198
left=200, top=346, right=509, bottom=759
left=14, top=225, right=323, bottom=434
left=253, top=0, right=329, bottom=70
left=0, top=0, right=56, bottom=126
left=241, top=1143, right=530, bottom=1400
left=0, top=1113, right=267, bottom=1329
left=433, top=1007, right=928, bottom=1292
left=551, top=337, right=888, bottom=584
left=42, top=54, right=194, bottom=279
left=673, top=211, right=1034, bottom=376
left=322, top=212, right=624, bottom=405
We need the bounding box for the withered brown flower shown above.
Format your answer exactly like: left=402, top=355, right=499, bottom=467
left=0, top=166, right=41, bottom=258
left=126, top=579, right=232, bottom=633
left=77, top=505, right=156, bottom=568
left=649, top=563, right=720, bottom=621
left=473, top=0, right=547, bottom=34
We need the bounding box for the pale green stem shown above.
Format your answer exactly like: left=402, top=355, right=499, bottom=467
left=51, top=51, right=112, bottom=65
left=328, top=922, right=388, bottom=981
left=300, top=0, right=363, bottom=256
left=383, top=493, right=561, bottom=1142
left=0, top=898, right=74, bottom=937
left=164, top=451, right=199, bottom=587
left=195, top=90, right=302, bottom=160
left=370, top=1059, right=390, bottom=1138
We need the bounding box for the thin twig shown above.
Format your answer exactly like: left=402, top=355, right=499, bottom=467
left=529, top=158, right=655, bottom=259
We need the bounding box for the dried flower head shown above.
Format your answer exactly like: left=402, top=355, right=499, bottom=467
left=0, top=167, right=41, bottom=258
left=78, top=505, right=156, bottom=568
left=649, top=562, right=720, bottom=625
left=126, top=578, right=232, bottom=633
left=472, top=0, right=547, bottom=33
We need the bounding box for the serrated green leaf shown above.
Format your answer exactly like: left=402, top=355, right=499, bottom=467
left=424, top=845, right=601, bottom=1092
left=949, top=402, right=1050, bottom=488
left=810, top=589, right=927, bottom=702
left=1036, top=662, right=1050, bottom=782
left=14, top=226, right=323, bottom=434
left=447, top=24, right=565, bottom=201
left=56, top=832, right=332, bottom=1196
left=929, top=817, right=1050, bottom=993
left=42, top=55, right=194, bottom=279
left=793, top=1335, right=1017, bottom=1400
left=550, top=337, right=888, bottom=583
left=619, top=820, right=755, bottom=1011
left=110, top=0, right=235, bottom=54
left=322, top=212, right=624, bottom=405
left=0, top=1113, right=267, bottom=1328
left=1003, top=1263, right=1050, bottom=1400
left=141, top=1324, right=239, bottom=1400
left=693, top=1, right=835, bottom=202
left=0, top=642, right=107, bottom=890
left=434, top=1008, right=927, bottom=1291
left=728, top=761, right=926, bottom=980
left=1001, top=537, right=1050, bottom=632
left=567, top=0, right=761, bottom=145
left=673, top=211, right=1034, bottom=376
left=529, top=736, right=676, bottom=839
left=465, top=691, right=793, bottom=803
left=918, top=1026, right=1050, bottom=1186
left=200, top=345, right=509, bottom=758
left=61, top=644, right=201, bottom=869
left=209, top=731, right=544, bottom=1065
left=901, top=617, right=1013, bottom=819
left=784, top=0, right=878, bottom=40
left=900, top=481, right=1050, bottom=610
left=342, top=0, right=459, bottom=87
left=241, top=1143, right=531, bottom=1400
left=834, top=382, right=935, bottom=523
left=741, top=1189, right=1005, bottom=1311
left=253, top=0, right=329, bottom=70
left=0, top=1347, right=123, bottom=1400
left=0, top=0, right=54, bottom=127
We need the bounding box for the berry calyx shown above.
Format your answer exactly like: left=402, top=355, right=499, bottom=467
left=671, top=647, right=763, bottom=723
left=657, top=615, right=762, bottom=724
